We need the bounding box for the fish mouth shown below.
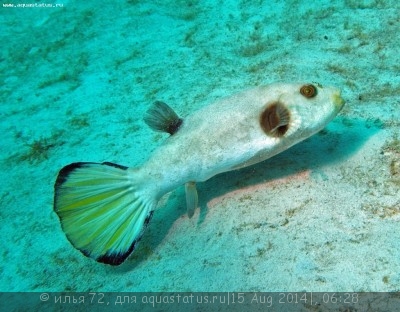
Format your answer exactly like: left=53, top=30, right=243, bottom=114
left=332, top=91, right=345, bottom=112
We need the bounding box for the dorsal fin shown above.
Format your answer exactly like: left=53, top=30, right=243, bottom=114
left=143, top=101, right=183, bottom=135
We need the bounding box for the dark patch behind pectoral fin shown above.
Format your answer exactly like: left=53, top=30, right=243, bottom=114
left=143, top=101, right=183, bottom=135
left=185, top=182, right=198, bottom=218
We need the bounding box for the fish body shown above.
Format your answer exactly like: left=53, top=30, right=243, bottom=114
left=54, top=82, right=344, bottom=265
left=140, top=83, right=344, bottom=197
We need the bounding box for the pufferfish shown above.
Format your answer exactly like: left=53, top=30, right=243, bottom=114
left=54, top=82, right=345, bottom=265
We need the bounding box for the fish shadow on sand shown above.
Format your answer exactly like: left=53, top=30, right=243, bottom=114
left=197, top=116, right=383, bottom=221
left=115, top=116, right=381, bottom=271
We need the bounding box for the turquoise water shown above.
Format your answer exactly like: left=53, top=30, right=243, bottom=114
left=1, top=0, right=399, bottom=293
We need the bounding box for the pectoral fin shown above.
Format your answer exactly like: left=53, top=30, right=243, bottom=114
left=185, top=182, right=198, bottom=218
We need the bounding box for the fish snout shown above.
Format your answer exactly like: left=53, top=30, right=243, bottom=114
left=332, top=90, right=345, bottom=112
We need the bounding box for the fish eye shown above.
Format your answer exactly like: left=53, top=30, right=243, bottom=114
left=300, top=84, right=317, bottom=98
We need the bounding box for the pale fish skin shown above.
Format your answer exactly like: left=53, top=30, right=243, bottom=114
left=53, top=82, right=345, bottom=265
left=139, top=82, right=344, bottom=198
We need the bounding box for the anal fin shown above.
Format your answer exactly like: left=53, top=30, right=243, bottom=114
left=185, top=182, right=198, bottom=218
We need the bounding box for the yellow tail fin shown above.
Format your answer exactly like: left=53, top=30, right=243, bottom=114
left=53, top=162, right=155, bottom=265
